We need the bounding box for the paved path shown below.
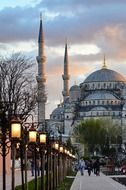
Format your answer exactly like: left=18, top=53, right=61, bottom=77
left=70, top=171, right=126, bottom=190
left=1, top=169, right=126, bottom=190
left=0, top=169, right=34, bottom=190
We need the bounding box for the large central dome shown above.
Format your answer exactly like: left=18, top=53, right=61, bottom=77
left=84, top=68, right=126, bottom=82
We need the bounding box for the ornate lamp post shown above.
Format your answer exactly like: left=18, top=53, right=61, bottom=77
left=0, top=112, right=22, bottom=190
left=10, top=118, right=22, bottom=190
left=54, top=141, right=59, bottom=188
left=29, top=124, right=37, bottom=190
left=39, top=132, right=46, bottom=190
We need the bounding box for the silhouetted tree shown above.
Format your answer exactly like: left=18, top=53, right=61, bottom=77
left=0, top=53, right=37, bottom=120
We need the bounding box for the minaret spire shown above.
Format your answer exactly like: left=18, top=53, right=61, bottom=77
left=36, top=15, right=47, bottom=127
left=102, top=54, right=107, bottom=69
left=62, top=40, right=70, bottom=102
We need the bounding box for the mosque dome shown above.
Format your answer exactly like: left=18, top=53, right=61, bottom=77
left=70, top=85, right=80, bottom=91
left=52, top=106, right=64, bottom=115
left=84, top=68, right=126, bottom=83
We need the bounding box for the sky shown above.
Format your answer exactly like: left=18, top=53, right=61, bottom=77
left=0, top=0, right=126, bottom=118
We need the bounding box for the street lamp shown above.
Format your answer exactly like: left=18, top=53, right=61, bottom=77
left=0, top=110, right=22, bottom=190
left=10, top=118, right=22, bottom=190
left=39, top=132, right=46, bottom=190
left=40, top=133, right=46, bottom=144
left=11, top=118, right=22, bottom=139
left=28, top=124, right=38, bottom=190
left=29, top=124, right=37, bottom=143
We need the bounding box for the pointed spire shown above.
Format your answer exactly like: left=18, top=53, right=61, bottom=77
left=64, top=39, right=68, bottom=64
left=102, top=54, right=107, bottom=69
left=62, top=39, right=70, bottom=101
left=38, top=13, right=44, bottom=43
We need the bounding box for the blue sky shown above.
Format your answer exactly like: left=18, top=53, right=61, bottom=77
left=0, top=0, right=126, bottom=118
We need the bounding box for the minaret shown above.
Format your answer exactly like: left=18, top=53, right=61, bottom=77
left=62, top=42, right=70, bottom=102
left=36, top=15, right=47, bottom=126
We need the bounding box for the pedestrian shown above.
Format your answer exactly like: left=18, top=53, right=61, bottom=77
left=30, top=159, right=34, bottom=176
left=36, top=158, right=40, bottom=176
left=87, top=160, right=92, bottom=176
left=94, top=159, right=100, bottom=176
left=79, top=158, right=85, bottom=176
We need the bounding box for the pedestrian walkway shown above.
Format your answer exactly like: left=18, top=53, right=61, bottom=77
left=0, top=169, right=34, bottom=190
left=70, top=171, right=126, bottom=190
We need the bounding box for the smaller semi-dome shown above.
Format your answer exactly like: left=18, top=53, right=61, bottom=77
left=51, top=105, right=64, bottom=115
left=70, top=85, right=80, bottom=91
left=85, top=91, right=118, bottom=100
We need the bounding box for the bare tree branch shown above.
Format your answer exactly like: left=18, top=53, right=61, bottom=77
left=0, top=53, right=37, bottom=120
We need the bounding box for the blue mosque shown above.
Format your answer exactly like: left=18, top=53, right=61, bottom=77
left=36, top=17, right=126, bottom=144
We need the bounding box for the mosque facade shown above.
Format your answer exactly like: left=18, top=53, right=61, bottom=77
left=37, top=17, right=126, bottom=144
left=50, top=55, right=126, bottom=144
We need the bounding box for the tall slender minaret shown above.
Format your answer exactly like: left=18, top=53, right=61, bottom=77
left=62, top=42, right=70, bottom=102
left=36, top=15, right=47, bottom=126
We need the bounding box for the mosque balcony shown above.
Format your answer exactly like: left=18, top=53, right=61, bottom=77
left=36, top=56, right=46, bottom=63
left=36, top=76, right=46, bottom=82
left=62, top=75, right=70, bottom=80
left=37, top=96, right=47, bottom=102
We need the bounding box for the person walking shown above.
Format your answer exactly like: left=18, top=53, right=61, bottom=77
left=30, top=159, right=34, bottom=176
left=79, top=158, right=85, bottom=176
left=87, top=160, right=93, bottom=176
left=94, top=159, right=100, bottom=176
